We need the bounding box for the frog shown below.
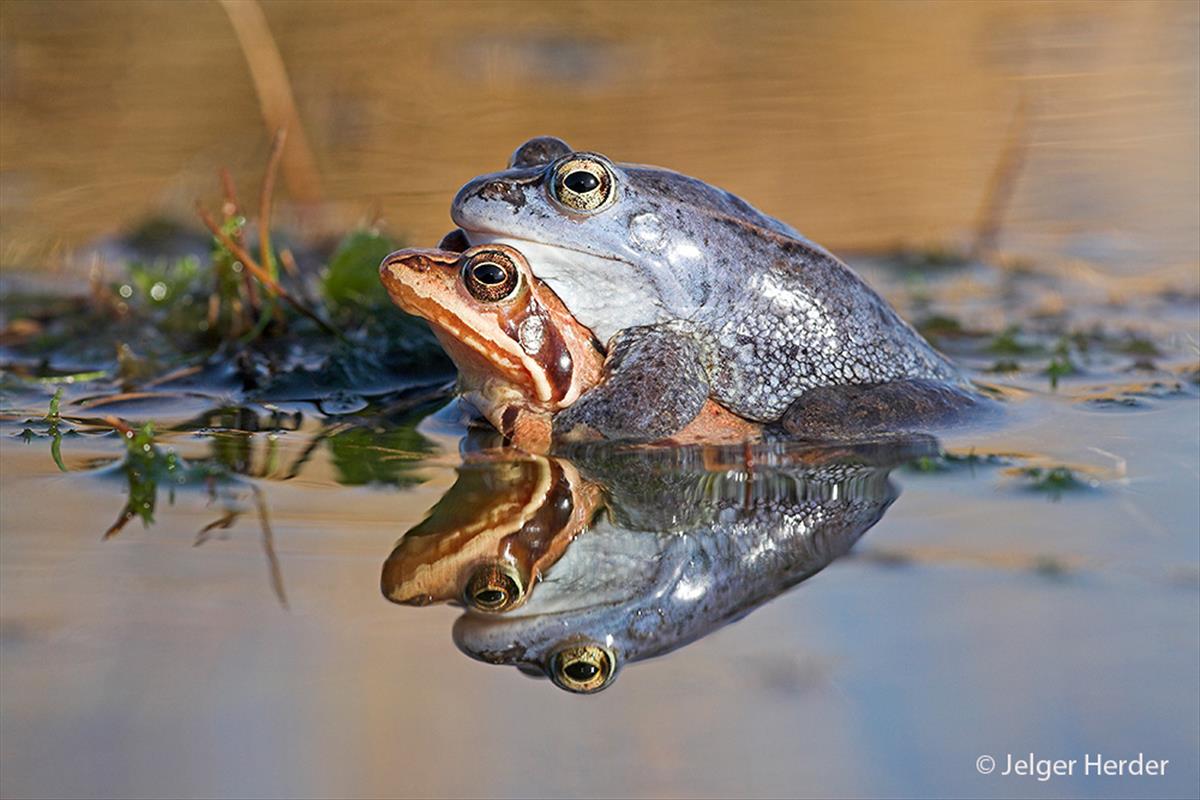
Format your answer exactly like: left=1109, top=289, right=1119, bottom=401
left=449, top=437, right=932, bottom=693
left=447, top=136, right=983, bottom=442
left=380, top=242, right=602, bottom=451
left=380, top=451, right=602, bottom=613
left=380, top=242, right=760, bottom=452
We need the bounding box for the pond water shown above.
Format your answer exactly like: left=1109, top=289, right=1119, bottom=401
left=1, top=2, right=1198, bottom=799
left=3, top=251, right=1197, bottom=799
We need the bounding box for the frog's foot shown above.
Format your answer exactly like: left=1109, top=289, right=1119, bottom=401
left=553, top=325, right=709, bottom=442
left=781, top=379, right=988, bottom=440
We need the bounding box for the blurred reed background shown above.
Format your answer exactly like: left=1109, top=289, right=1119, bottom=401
left=0, top=0, right=1197, bottom=272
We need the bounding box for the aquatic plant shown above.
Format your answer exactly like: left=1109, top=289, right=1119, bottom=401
left=94, top=414, right=288, bottom=604
left=986, top=359, right=1022, bottom=374
left=1011, top=465, right=1094, bottom=498
left=987, top=326, right=1041, bottom=357
left=904, top=449, right=1012, bottom=475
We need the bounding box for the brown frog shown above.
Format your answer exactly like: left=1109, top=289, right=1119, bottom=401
left=380, top=243, right=759, bottom=452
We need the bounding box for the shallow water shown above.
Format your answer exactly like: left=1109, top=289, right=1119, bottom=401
left=2, top=250, right=1198, bottom=799
left=2, top=2, right=1199, bottom=799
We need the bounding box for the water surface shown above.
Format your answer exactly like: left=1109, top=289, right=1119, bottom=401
left=1, top=2, right=1198, bottom=799
left=3, top=249, right=1197, bottom=798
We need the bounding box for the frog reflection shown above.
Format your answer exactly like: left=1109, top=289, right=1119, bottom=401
left=381, top=451, right=602, bottom=612
left=385, top=438, right=932, bottom=693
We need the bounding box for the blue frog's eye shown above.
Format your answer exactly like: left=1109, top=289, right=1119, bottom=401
left=550, top=155, right=616, bottom=213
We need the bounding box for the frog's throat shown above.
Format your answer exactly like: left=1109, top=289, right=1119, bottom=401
left=430, top=317, right=554, bottom=405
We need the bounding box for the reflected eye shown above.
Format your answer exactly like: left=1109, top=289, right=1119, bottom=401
left=464, top=563, right=524, bottom=612
left=462, top=250, right=520, bottom=302
left=549, top=643, right=616, bottom=693
left=551, top=156, right=615, bottom=213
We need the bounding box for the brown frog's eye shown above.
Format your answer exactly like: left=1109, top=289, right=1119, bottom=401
left=549, top=643, right=616, bottom=693
left=463, top=563, right=524, bottom=612
left=550, top=156, right=616, bottom=213
left=462, top=250, right=520, bottom=302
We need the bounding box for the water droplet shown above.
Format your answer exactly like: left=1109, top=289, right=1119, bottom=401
left=118, top=284, right=133, bottom=298
left=149, top=282, right=168, bottom=302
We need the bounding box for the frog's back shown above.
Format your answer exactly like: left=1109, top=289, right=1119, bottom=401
left=625, top=164, right=820, bottom=247
left=697, top=227, right=965, bottom=422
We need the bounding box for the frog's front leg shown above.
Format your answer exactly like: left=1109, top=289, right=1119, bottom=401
left=781, top=378, right=985, bottom=440
left=553, top=325, right=709, bottom=442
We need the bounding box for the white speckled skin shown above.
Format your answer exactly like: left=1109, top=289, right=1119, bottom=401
left=452, top=137, right=966, bottom=431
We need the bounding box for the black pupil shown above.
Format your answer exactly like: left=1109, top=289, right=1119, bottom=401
left=564, top=170, right=600, bottom=193
left=564, top=661, right=599, bottom=682
left=475, top=589, right=505, bottom=605
left=472, top=262, right=506, bottom=285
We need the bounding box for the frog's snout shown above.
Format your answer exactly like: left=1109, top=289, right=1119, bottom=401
left=379, top=248, right=462, bottom=314
left=380, top=248, right=457, bottom=289
left=453, top=169, right=544, bottom=220
left=381, top=248, right=445, bottom=276
left=463, top=178, right=527, bottom=212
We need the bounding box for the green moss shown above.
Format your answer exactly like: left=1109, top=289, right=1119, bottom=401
left=916, top=314, right=965, bottom=340
left=896, top=244, right=971, bottom=271
left=904, top=450, right=1010, bottom=475
left=1115, top=336, right=1160, bottom=357
left=322, top=229, right=401, bottom=313
left=987, top=326, right=1040, bottom=357
left=987, top=359, right=1021, bottom=373
left=1017, top=466, right=1089, bottom=496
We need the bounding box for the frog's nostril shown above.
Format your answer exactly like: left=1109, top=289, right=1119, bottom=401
left=381, top=250, right=437, bottom=274
left=381, top=252, right=411, bottom=272
left=475, top=179, right=527, bottom=211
